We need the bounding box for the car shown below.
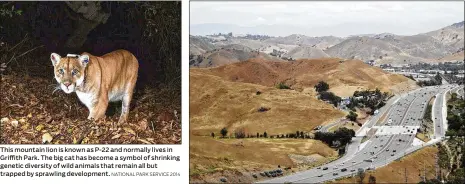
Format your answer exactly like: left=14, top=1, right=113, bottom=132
left=318, top=174, right=323, bottom=177
left=386, top=149, right=390, bottom=151
left=393, top=150, right=396, bottom=152
left=351, top=169, right=356, bottom=172
left=323, top=167, right=328, bottom=170
left=334, top=167, right=338, bottom=170
left=333, top=173, right=338, bottom=176
left=341, top=168, right=347, bottom=172
left=352, top=161, right=356, bottom=163
left=317, top=167, right=321, bottom=169
left=391, top=153, right=395, bottom=156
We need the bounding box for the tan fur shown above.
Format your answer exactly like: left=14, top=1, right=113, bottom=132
left=51, top=49, right=139, bottom=124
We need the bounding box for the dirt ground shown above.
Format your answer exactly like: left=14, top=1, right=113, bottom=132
left=0, top=73, right=181, bottom=144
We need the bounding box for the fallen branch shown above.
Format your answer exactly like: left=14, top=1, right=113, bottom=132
left=6, top=45, right=44, bottom=65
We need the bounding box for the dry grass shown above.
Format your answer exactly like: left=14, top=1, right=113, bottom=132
left=190, top=135, right=338, bottom=183
left=189, top=58, right=417, bottom=182
left=190, top=70, right=344, bottom=136
left=194, top=58, right=415, bottom=97
left=332, top=146, right=439, bottom=183
left=415, top=133, right=431, bottom=142
left=328, top=120, right=361, bottom=132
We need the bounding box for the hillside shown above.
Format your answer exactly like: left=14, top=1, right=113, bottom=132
left=190, top=66, right=343, bottom=182
left=190, top=69, right=345, bottom=136
left=198, top=58, right=416, bottom=97
left=190, top=21, right=464, bottom=66
left=213, top=38, right=266, bottom=50
left=284, top=46, right=330, bottom=60
left=189, top=48, right=282, bottom=68
left=264, top=34, right=344, bottom=50
left=190, top=35, right=217, bottom=55
left=325, top=36, right=427, bottom=65
left=435, top=50, right=465, bottom=62
left=189, top=58, right=417, bottom=182
left=424, top=21, right=464, bottom=50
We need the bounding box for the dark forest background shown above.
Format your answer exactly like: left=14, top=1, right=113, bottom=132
left=0, top=1, right=181, bottom=87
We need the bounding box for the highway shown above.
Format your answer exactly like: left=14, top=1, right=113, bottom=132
left=258, top=84, right=459, bottom=183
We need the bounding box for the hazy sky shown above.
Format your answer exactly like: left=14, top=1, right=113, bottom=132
left=190, top=1, right=464, bottom=37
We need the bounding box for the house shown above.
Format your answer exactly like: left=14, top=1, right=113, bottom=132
left=354, top=96, right=364, bottom=100
left=340, top=97, right=351, bottom=105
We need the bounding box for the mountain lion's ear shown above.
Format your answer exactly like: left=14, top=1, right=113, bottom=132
left=79, top=55, right=89, bottom=67
left=51, top=53, right=61, bottom=66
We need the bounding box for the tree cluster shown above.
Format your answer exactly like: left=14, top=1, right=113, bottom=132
left=314, top=81, right=341, bottom=107
left=417, top=73, right=442, bottom=87
left=445, top=98, right=465, bottom=137
left=347, top=88, right=389, bottom=114
left=347, top=111, right=358, bottom=121
left=314, top=127, right=355, bottom=148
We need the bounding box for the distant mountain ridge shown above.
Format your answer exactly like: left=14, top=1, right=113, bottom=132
left=190, top=20, right=464, bottom=67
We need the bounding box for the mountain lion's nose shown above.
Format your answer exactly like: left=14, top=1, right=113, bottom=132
left=63, top=82, right=71, bottom=87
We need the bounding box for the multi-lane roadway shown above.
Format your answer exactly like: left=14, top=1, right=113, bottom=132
left=259, top=84, right=459, bottom=183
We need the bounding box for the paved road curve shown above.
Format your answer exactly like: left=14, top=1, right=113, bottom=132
left=258, top=84, right=458, bottom=183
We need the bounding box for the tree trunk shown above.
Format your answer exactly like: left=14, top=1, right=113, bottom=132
left=64, top=1, right=110, bottom=50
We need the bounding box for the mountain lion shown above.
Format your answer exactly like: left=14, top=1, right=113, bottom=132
left=51, top=49, right=139, bottom=124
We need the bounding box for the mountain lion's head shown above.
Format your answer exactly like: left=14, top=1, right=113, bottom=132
left=50, top=53, right=89, bottom=94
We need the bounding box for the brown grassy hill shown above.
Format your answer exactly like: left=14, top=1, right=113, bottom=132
left=195, top=58, right=416, bottom=97
left=189, top=58, right=417, bottom=182
left=190, top=70, right=344, bottom=136
left=189, top=48, right=282, bottom=68
left=190, top=69, right=342, bottom=183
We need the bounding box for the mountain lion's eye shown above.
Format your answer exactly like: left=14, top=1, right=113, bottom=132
left=72, top=69, right=78, bottom=76
left=58, top=69, right=64, bottom=75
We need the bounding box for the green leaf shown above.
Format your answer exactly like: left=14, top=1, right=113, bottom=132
left=16, top=10, right=22, bottom=15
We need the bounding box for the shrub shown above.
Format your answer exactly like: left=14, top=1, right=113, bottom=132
left=347, top=111, right=358, bottom=121
left=258, top=107, right=270, bottom=112
left=276, top=82, right=290, bottom=89
left=220, top=127, right=228, bottom=138
left=314, top=81, right=329, bottom=92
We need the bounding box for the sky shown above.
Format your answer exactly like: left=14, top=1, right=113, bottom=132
left=190, top=1, right=465, bottom=37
